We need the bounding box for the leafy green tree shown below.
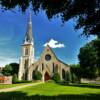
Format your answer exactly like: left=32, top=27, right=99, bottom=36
left=71, top=73, right=78, bottom=83
left=0, top=0, right=100, bottom=36
left=93, top=38, right=100, bottom=75
left=9, top=63, right=19, bottom=75
left=12, top=74, right=18, bottom=84
left=78, top=38, right=100, bottom=79
left=2, top=63, right=19, bottom=76
left=70, top=65, right=82, bottom=83
left=2, top=64, right=12, bottom=76
left=78, top=42, right=98, bottom=69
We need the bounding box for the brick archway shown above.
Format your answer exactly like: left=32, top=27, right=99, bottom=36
left=44, top=72, right=50, bottom=81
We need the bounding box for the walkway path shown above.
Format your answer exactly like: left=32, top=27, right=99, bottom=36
left=0, top=82, right=43, bottom=92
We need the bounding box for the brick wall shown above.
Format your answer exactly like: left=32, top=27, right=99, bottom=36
left=0, top=76, right=12, bottom=84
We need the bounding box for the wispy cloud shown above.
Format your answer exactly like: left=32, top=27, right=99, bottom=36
left=44, top=39, right=65, bottom=48
left=0, top=51, right=19, bottom=67
left=0, top=56, right=18, bottom=67
left=0, top=38, right=11, bottom=45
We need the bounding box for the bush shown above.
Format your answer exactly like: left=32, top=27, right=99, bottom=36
left=52, top=73, right=61, bottom=83
left=46, top=80, right=54, bottom=83
left=16, top=80, right=32, bottom=83
left=12, top=74, right=32, bottom=84
left=12, top=74, right=18, bottom=84
left=33, top=71, right=42, bottom=80
left=65, top=71, right=71, bottom=84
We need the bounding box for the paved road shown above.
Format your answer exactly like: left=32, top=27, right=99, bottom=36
left=0, top=82, right=43, bottom=92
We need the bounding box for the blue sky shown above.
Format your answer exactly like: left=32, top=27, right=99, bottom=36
left=0, top=9, right=95, bottom=67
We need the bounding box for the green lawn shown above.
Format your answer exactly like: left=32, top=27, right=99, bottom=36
left=0, top=83, right=32, bottom=89
left=0, top=82, right=100, bottom=100
left=15, top=82, right=100, bottom=96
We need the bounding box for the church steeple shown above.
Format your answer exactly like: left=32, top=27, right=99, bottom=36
left=24, top=12, right=33, bottom=44
left=18, top=12, right=35, bottom=81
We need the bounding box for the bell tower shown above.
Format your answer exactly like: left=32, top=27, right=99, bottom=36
left=18, top=12, right=35, bottom=80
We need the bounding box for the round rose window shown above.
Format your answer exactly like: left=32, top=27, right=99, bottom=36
left=45, top=54, right=51, bottom=61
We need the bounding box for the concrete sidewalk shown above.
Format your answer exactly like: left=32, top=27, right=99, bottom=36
left=0, top=82, right=43, bottom=92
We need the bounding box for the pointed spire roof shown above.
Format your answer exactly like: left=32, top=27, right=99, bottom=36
left=24, top=12, right=33, bottom=44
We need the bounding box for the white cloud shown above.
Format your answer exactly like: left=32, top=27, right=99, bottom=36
left=0, top=47, right=19, bottom=67
left=44, top=39, right=65, bottom=48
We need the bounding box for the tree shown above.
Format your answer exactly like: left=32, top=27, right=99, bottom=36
left=9, top=63, right=19, bottom=75
left=93, top=38, right=100, bottom=74
left=78, top=42, right=98, bottom=68
left=71, top=73, right=78, bottom=83
left=2, top=64, right=12, bottom=76
left=70, top=65, right=82, bottom=83
left=12, top=73, right=18, bottom=83
left=78, top=38, right=100, bottom=79
left=0, top=0, right=100, bottom=36
left=2, top=63, right=19, bottom=76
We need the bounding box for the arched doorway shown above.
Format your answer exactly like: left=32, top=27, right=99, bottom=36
left=44, top=72, right=50, bottom=81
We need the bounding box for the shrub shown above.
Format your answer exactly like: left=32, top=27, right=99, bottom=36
left=46, top=80, right=54, bottom=83
left=33, top=71, right=42, bottom=80
left=16, top=80, right=32, bottom=83
left=12, top=74, right=18, bottom=84
left=52, top=73, right=61, bottom=83
left=65, top=71, right=71, bottom=84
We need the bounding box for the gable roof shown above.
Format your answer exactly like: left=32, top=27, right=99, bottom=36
left=42, top=45, right=69, bottom=67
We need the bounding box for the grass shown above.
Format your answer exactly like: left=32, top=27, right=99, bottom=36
left=15, top=82, right=100, bottom=96
left=0, top=83, right=33, bottom=89
left=0, top=81, right=100, bottom=100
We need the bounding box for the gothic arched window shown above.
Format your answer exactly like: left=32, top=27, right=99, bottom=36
left=42, top=63, right=44, bottom=71
left=52, top=63, right=55, bottom=73
left=62, top=69, right=66, bottom=80
left=25, top=59, right=28, bottom=68
left=25, top=47, right=28, bottom=55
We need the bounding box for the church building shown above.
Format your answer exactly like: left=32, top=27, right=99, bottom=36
left=18, top=13, right=70, bottom=82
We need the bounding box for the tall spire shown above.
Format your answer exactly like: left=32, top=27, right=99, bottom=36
left=29, top=11, right=32, bottom=24
left=24, top=12, right=33, bottom=44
